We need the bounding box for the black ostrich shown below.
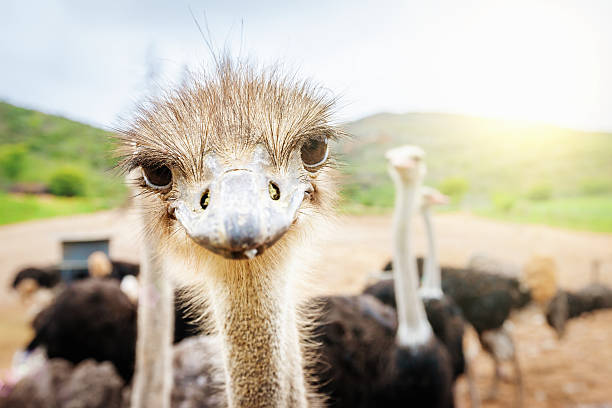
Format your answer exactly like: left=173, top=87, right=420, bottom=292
left=25, top=278, right=202, bottom=383
left=11, top=257, right=138, bottom=290
left=364, top=186, right=474, bottom=402
left=109, top=260, right=140, bottom=280
left=314, top=146, right=454, bottom=407
left=11, top=266, right=61, bottom=290
left=366, top=257, right=530, bottom=404
left=546, top=282, right=612, bottom=338
left=313, top=294, right=453, bottom=407
left=416, top=187, right=468, bottom=382
left=26, top=278, right=137, bottom=383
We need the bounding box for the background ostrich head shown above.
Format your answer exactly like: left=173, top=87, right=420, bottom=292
left=117, top=58, right=342, bottom=274
left=420, top=186, right=449, bottom=209
left=385, top=145, right=426, bottom=182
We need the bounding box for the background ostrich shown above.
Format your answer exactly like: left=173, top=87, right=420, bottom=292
left=365, top=185, right=469, bottom=382
left=314, top=146, right=455, bottom=407
left=318, top=145, right=454, bottom=407
left=381, top=145, right=454, bottom=407
left=365, top=185, right=562, bottom=406
left=12, top=266, right=61, bottom=290
left=25, top=279, right=137, bottom=383
left=117, top=57, right=342, bottom=407
left=418, top=186, right=468, bottom=382
left=21, top=274, right=202, bottom=392
left=370, top=256, right=534, bottom=405
left=546, top=282, right=612, bottom=338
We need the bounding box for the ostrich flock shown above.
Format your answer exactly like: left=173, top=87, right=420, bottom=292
left=2, top=59, right=612, bottom=408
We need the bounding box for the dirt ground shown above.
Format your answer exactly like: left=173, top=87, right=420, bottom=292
left=1, top=208, right=612, bottom=407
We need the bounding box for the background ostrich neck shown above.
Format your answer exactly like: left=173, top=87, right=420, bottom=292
left=208, top=261, right=308, bottom=408
left=391, top=173, right=432, bottom=348
left=131, top=239, right=174, bottom=408
left=421, top=207, right=443, bottom=298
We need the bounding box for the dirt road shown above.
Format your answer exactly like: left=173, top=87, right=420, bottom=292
left=1, top=210, right=612, bottom=407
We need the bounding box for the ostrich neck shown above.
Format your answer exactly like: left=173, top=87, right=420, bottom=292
left=420, top=207, right=443, bottom=299
left=208, top=262, right=307, bottom=408
left=392, top=175, right=432, bottom=348
left=131, top=240, right=174, bottom=408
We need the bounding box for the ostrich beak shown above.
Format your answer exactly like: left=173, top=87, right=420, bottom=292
left=174, top=168, right=309, bottom=260
left=431, top=192, right=450, bottom=206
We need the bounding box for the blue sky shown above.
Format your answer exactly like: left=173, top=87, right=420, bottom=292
left=1, top=0, right=610, bottom=131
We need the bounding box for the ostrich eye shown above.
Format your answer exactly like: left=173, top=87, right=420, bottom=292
left=301, top=136, right=329, bottom=171
left=142, top=164, right=172, bottom=190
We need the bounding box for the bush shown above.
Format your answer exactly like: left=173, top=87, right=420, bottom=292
left=438, top=177, right=469, bottom=204
left=49, top=167, right=86, bottom=197
left=491, top=192, right=517, bottom=213
left=580, top=179, right=611, bottom=195
left=0, top=144, right=27, bottom=180
left=526, top=183, right=553, bottom=201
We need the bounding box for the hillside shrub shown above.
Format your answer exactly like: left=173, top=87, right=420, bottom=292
left=526, top=183, right=552, bottom=201
left=49, top=167, right=86, bottom=197
left=580, top=179, right=611, bottom=195
left=491, top=192, right=517, bottom=213
left=439, top=177, right=469, bottom=204
left=0, top=144, right=27, bottom=180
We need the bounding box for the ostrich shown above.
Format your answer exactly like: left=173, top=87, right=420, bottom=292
left=25, top=279, right=137, bottom=383
left=23, top=278, right=210, bottom=386
left=12, top=266, right=60, bottom=290
left=369, top=257, right=532, bottom=405
left=365, top=184, right=469, bottom=380
left=314, top=146, right=454, bottom=407
left=366, top=185, right=559, bottom=405
left=380, top=145, right=454, bottom=406
left=118, top=57, right=342, bottom=407
left=546, top=281, right=612, bottom=338
left=417, top=187, right=468, bottom=379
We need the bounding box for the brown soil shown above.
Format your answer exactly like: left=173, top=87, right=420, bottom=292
left=1, top=210, right=611, bottom=407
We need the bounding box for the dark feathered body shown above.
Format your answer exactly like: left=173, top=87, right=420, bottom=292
left=369, top=258, right=531, bottom=334
left=363, top=281, right=466, bottom=380
left=440, top=266, right=528, bottom=333
left=27, top=279, right=137, bottom=382
left=312, top=295, right=454, bottom=407
left=108, top=260, right=140, bottom=280
left=422, top=297, right=465, bottom=379
left=12, top=266, right=61, bottom=289
left=26, top=278, right=200, bottom=383
left=546, top=283, right=612, bottom=336
left=12, top=260, right=139, bottom=291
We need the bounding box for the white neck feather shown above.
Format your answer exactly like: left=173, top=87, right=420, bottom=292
left=131, top=239, right=174, bottom=408
left=419, top=206, right=444, bottom=299
left=391, top=171, right=432, bottom=348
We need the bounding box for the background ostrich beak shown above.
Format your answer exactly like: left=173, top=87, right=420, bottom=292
left=174, top=168, right=308, bottom=260
left=432, top=192, right=450, bottom=205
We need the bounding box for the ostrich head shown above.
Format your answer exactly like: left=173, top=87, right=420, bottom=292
left=117, top=59, right=341, bottom=270
left=420, top=186, right=449, bottom=209
left=385, top=145, right=426, bottom=183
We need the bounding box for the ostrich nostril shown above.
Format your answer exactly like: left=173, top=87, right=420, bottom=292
left=268, top=181, right=280, bottom=201
left=200, top=190, right=210, bottom=210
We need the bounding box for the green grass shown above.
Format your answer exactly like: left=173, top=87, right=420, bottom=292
left=475, top=194, right=612, bottom=233
left=0, top=193, right=119, bottom=225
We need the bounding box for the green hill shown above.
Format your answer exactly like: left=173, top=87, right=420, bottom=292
left=0, top=101, right=126, bottom=223
left=1, top=102, right=611, bottom=232
left=339, top=112, right=612, bottom=231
